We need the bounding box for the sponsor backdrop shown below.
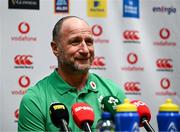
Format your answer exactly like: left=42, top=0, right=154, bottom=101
left=0, top=0, right=180, bottom=131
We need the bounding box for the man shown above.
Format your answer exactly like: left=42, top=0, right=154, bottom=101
left=18, top=16, right=126, bottom=131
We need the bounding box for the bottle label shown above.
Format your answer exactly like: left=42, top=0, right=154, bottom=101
left=132, top=122, right=139, bottom=132
left=168, top=122, right=178, bottom=132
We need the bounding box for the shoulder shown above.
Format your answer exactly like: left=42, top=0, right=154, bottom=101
left=26, top=76, right=49, bottom=96
left=21, top=72, right=52, bottom=105
left=90, top=73, right=120, bottom=88
left=89, top=73, right=126, bottom=102
left=19, top=73, right=52, bottom=121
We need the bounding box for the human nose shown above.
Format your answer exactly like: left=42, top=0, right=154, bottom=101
left=79, top=41, right=89, bottom=53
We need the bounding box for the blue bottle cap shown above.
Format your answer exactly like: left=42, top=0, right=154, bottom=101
left=102, top=112, right=111, bottom=120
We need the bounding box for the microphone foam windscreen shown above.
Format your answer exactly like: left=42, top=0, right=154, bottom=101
left=131, top=100, right=151, bottom=127
left=49, top=102, right=69, bottom=128
left=101, top=96, right=121, bottom=115
left=71, top=102, right=94, bottom=129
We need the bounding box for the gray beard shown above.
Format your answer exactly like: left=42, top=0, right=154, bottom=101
left=58, top=59, right=90, bottom=74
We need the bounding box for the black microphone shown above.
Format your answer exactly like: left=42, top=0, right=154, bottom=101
left=49, top=102, right=71, bottom=132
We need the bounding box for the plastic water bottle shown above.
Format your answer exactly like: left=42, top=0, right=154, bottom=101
left=96, top=112, right=115, bottom=132
left=115, top=98, right=139, bottom=132
left=157, top=98, right=180, bottom=132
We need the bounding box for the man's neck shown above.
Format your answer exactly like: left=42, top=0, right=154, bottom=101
left=57, top=68, right=89, bottom=91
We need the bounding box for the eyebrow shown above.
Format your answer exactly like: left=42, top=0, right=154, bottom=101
left=68, top=36, right=93, bottom=42
left=68, top=36, right=81, bottom=43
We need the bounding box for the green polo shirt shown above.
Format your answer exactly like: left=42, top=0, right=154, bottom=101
left=18, top=70, right=126, bottom=131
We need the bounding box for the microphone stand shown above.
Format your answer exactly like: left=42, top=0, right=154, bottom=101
left=60, top=119, right=71, bottom=132
left=141, top=118, right=155, bottom=132
left=82, top=122, right=92, bottom=132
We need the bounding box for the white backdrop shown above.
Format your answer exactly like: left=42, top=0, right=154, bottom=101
left=0, top=0, right=180, bottom=131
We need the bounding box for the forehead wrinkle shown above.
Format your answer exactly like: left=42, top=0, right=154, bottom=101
left=62, top=27, right=93, bottom=40
left=69, top=28, right=92, bottom=34
left=68, top=30, right=93, bottom=38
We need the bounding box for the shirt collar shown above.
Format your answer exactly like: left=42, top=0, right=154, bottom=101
left=49, top=70, right=98, bottom=95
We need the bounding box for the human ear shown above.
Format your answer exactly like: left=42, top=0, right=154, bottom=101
left=51, top=41, right=59, bottom=57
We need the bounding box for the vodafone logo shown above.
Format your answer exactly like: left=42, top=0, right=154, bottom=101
left=11, top=21, right=37, bottom=42
left=18, top=21, right=30, bottom=34
left=156, top=77, right=176, bottom=96
left=153, top=28, right=176, bottom=47
left=18, top=75, right=30, bottom=88
left=124, top=82, right=141, bottom=92
left=92, top=24, right=103, bottom=36
left=157, top=77, right=176, bottom=95
left=14, top=109, right=19, bottom=119
left=127, top=52, right=138, bottom=64
left=159, top=28, right=170, bottom=40
left=121, top=52, right=143, bottom=71
left=90, top=81, right=96, bottom=89
left=92, top=57, right=105, bottom=66
left=14, top=55, right=33, bottom=65
left=156, top=58, right=173, bottom=69
left=123, top=30, right=140, bottom=40
left=91, top=24, right=109, bottom=44
left=160, top=78, right=170, bottom=89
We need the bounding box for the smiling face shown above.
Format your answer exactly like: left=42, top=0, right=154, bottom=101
left=54, top=17, right=94, bottom=74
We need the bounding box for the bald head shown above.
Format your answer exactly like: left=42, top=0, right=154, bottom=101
left=52, top=16, right=90, bottom=43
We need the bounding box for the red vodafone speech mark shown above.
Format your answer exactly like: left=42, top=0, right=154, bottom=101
left=18, top=21, right=30, bottom=34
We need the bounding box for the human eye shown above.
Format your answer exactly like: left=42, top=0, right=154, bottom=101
left=86, top=38, right=94, bottom=46
left=69, top=38, right=81, bottom=46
